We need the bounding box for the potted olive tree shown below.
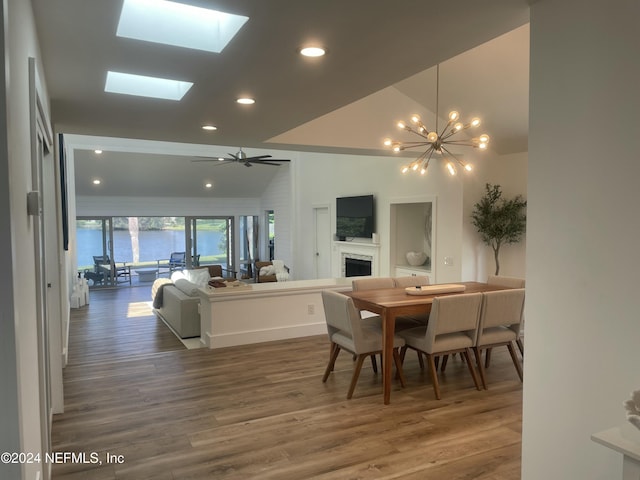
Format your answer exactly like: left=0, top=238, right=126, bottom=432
left=471, top=183, right=527, bottom=275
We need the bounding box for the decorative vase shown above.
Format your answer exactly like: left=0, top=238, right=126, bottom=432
left=406, top=251, right=427, bottom=266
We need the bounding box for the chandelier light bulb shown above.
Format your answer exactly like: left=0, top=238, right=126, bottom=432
left=453, top=122, right=463, bottom=131
left=393, top=145, right=401, bottom=152
left=401, top=165, right=409, bottom=174
left=420, top=167, right=427, bottom=175
left=479, top=134, right=490, bottom=144
left=470, top=118, right=481, bottom=127
left=397, top=121, right=406, bottom=130
left=426, top=131, right=438, bottom=142
left=447, top=162, right=456, bottom=176
left=448, top=111, right=459, bottom=121
left=479, top=143, right=488, bottom=150
left=410, top=114, right=421, bottom=124
left=383, top=138, right=392, bottom=146
left=412, top=163, right=419, bottom=171
left=464, top=164, right=473, bottom=172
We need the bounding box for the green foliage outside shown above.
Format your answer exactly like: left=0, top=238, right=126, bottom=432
left=471, top=183, right=527, bottom=275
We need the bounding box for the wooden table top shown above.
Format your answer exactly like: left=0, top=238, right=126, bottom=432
left=344, top=281, right=509, bottom=309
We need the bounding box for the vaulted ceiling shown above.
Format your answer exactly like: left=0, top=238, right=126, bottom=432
left=32, top=0, right=530, bottom=197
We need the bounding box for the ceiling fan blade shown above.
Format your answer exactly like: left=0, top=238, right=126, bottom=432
left=246, top=159, right=289, bottom=166
left=191, top=157, right=233, bottom=163
left=244, top=154, right=272, bottom=161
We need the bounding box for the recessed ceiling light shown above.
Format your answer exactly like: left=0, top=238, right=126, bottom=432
left=236, top=97, right=255, bottom=105
left=105, top=71, right=193, bottom=101
left=205, top=182, right=213, bottom=188
left=300, top=46, right=326, bottom=57
left=92, top=179, right=101, bottom=185
left=202, top=125, right=217, bottom=131
left=94, top=149, right=103, bottom=154
left=117, top=0, right=248, bottom=53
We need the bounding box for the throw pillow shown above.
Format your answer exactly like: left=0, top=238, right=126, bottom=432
left=171, top=270, right=187, bottom=282
left=185, top=268, right=210, bottom=287
left=174, top=278, right=199, bottom=296
left=260, top=265, right=276, bottom=276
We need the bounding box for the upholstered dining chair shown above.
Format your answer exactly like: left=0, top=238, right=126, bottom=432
left=321, top=290, right=406, bottom=399
left=397, top=292, right=483, bottom=400
left=487, top=275, right=526, bottom=358
left=352, top=276, right=424, bottom=368
left=473, top=288, right=525, bottom=389
left=392, top=276, right=431, bottom=325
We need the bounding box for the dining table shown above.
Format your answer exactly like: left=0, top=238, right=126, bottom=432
left=344, top=281, right=511, bottom=404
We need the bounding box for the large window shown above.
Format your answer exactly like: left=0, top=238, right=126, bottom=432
left=77, top=216, right=234, bottom=285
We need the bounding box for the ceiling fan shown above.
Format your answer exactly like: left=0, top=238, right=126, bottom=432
left=192, top=148, right=290, bottom=167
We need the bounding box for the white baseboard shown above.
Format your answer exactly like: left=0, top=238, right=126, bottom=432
left=207, top=322, right=326, bottom=349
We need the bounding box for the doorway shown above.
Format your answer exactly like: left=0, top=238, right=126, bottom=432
left=313, top=205, right=331, bottom=279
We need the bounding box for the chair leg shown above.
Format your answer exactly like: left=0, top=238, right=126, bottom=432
left=507, top=342, right=524, bottom=382
left=392, top=348, right=406, bottom=388
left=417, top=351, right=425, bottom=370
left=370, top=354, right=378, bottom=373
left=434, top=356, right=440, bottom=370
left=516, top=338, right=524, bottom=357
left=463, top=348, right=482, bottom=391
left=440, top=354, right=449, bottom=372
left=399, top=346, right=408, bottom=364
left=425, top=353, right=441, bottom=400
left=322, top=343, right=341, bottom=382
left=347, top=354, right=367, bottom=399
left=485, top=347, right=493, bottom=368
left=472, top=347, right=487, bottom=390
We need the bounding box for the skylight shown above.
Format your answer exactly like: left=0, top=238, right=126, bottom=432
left=117, top=0, right=249, bottom=53
left=105, top=71, right=193, bottom=101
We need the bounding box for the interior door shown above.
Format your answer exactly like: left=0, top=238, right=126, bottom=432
left=313, top=206, right=331, bottom=278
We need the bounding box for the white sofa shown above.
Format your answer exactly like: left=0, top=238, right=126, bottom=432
left=152, top=267, right=213, bottom=339
left=154, top=284, right=200, bottom=338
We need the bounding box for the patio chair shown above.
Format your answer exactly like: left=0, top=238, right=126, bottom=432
left=92, top=255, right=131, bottom=285
left=157, top=252, right=186, bottom=275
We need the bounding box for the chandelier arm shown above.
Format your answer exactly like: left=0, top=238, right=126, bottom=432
left=441, top=129, right=462, bottom=141
left=439, top=120, right=454, bottom=139
left=397, top=141, right=433, bottom=149
left=440, top=146, right=467, bottom=167
left=444, top=140, right=476, bottom=146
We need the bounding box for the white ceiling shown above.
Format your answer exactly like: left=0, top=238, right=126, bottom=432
left=31, top=0, right=530, bottom=198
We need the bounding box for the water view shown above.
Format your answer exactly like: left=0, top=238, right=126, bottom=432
left=77, top=228, right=225, bottom=269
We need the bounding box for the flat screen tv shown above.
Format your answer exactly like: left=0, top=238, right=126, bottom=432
left=336, top=194, right=375, bottom=239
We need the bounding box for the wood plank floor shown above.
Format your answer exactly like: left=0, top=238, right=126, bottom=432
left=52, top=286, right=522, bottom=479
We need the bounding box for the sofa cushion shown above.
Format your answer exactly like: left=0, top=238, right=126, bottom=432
left=174, top=278, right=200, bottom=296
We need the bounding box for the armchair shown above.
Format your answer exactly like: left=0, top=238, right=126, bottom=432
left=255, top=260, right=289, bottom=283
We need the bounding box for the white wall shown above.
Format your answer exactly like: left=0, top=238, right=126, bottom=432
left=4, top=0, right=51, bottom=478
left=522, top=1, right=640, bottom=478
left=260, top=162, right=294, bottom=272
left=462, top=151, right=528, bottom=281
left=291, top=151, right=464, bottom=283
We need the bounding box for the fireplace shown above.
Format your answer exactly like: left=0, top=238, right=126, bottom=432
left=335, top=242, right=379, bottom=277
left=342, top=253, right=373, bottom=277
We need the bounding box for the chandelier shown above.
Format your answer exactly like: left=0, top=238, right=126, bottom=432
left=383, top=64, right=490, bottom=176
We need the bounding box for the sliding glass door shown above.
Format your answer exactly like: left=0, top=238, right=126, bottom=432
left=76, top=217, right=114, bottom=286
left=187, top=216, right=234, bottom=273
